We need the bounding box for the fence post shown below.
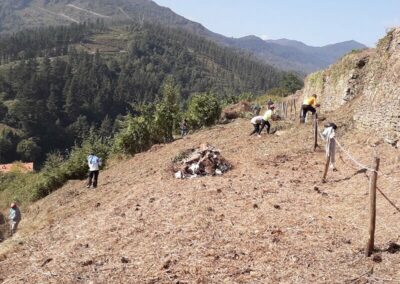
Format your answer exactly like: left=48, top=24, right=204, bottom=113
left=313, top=114, right=318, bottom=151
left=365, top=156, right=380, bottom=257
left=322, top=153, right=330, bottom=183
left=285, top=102, right=288, bottom=119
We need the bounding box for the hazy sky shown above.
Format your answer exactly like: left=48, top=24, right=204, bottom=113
left=153, top=0, right=400, bottom=47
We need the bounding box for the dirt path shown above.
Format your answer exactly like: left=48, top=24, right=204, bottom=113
left=66, top=4, right=111, bottom=19
left=0, top=118, right=399, bottom=283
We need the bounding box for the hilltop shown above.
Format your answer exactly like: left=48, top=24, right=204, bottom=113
left=0, top=0, right=366, bottom=73
left=0, top=113, right=399, bottom=282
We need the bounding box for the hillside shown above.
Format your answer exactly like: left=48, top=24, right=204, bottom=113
left=1, top=112, right=400, bottom=282
left=0, top=0, right=366, bottom=73
left=0, top=22, right=291, bottom=165
left=298, top=27, right=400, bottom=144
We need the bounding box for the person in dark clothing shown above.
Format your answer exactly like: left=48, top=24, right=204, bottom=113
left=180, top=119, right=189, bottom=137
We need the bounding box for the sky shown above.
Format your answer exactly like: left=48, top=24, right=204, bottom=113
left=153, top=0, right=400, bottom=47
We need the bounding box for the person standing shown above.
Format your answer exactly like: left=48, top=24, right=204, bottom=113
left=322, top=122, right=338, bottom=171
left=87, top=153, right=102, bottom=188
left=9, top=202, right=21, bottom=236
left=267, top=99, right=274, bottom=109
left=300, top=94, right=319, bottom=123
left=260, top=104, right=276, bottom=134
left=180, top=119, right=189, bottom=137
left=249, top=115, right=264, bottom=137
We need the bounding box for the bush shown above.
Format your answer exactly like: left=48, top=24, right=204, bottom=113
left=187, top=93, right=221, bottom=129
left=112, top=115, right=152, bottom=155
left=16, top=138, right=42, bottom=162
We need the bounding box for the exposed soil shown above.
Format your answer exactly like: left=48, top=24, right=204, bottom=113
left=0, top=117, right=399, bottom=283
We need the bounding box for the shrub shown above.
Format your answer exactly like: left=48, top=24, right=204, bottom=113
left=187, top=93, right=221, bottom=129
left=112, top=115, right=152, bottom=155
left=16, top=138, right=42, bottom=162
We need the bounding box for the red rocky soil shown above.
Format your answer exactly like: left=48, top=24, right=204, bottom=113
left=0, top=117, right=399, bottom=283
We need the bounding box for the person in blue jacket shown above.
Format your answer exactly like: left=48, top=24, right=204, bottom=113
left=9, top=202, right=21, bottom=236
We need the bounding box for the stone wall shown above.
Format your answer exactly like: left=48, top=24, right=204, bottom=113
left=301, top=27, right=400, bottom=142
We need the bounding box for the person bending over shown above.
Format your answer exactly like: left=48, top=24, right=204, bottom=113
left=250, top=115, right=264, bottom=137
left=301, top=94, right=320, bottom=123
left=260, top=104, right=276, bottom=134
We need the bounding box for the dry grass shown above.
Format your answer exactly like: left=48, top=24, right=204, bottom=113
left=0, top=116, right=399, bottom=283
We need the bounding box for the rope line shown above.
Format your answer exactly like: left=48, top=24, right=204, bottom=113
left=377, top=187, right=400, bottom=213
left=333, top=138, right=376, bottom=172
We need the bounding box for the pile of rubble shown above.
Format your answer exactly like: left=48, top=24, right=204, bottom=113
left=173, top=144, right=232, bottom=179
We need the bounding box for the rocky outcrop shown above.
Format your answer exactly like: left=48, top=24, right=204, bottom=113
left=300, top=28, right=400, bottom=142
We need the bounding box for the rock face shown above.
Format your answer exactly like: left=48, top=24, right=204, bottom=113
left=300, top=28, right=400, bottom=141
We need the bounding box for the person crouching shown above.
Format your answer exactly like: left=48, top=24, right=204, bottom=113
left=250, top=115, right=264, bottom=137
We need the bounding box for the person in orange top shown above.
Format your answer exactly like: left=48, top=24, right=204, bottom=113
left=300, top=94, right=320, bottom=123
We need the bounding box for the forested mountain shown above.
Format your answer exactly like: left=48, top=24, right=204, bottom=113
left=0, top=0, right=366, bottom=73
left=0, top=22, right=297, bottom=165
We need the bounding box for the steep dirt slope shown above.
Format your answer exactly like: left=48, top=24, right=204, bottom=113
left=299, top=27, right=400, bottom=144
left=0, top=117, right=399, bottom=283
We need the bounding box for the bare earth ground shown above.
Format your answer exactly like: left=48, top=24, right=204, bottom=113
left=0, top=116, right=399, bottom=283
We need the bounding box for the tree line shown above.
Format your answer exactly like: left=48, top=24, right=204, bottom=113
left=0, top=21, right=303, bottom=165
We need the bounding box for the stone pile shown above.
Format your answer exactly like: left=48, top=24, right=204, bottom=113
left=174, top=144, right=232, bottom=179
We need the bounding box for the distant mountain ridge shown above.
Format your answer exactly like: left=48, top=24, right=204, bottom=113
left=0, top=0, right=367, bottom=73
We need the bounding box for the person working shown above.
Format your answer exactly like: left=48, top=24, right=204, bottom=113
left=249, top=115, right=264, bottom=137
left=87, top=153, right=102, bottom=188
left=260, top=104, right=276, bottom=134
left=301, top=94, right=320, bottom=123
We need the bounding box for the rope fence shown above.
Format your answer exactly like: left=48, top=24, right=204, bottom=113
left=313, top=114, right=399, bottom=256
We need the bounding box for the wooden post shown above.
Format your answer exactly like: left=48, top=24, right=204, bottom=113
left=322, top=153, right=330, bottom=183
left=365, top=157, right=380, bottom=257
left=285, top=103, right=288, bottom=119
left=313, top=114, right=318, bottom=151
left=290, top=101, right=293, bottom=120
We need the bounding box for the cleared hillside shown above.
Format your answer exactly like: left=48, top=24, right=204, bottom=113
left=1, top=113, right=399, bottom=283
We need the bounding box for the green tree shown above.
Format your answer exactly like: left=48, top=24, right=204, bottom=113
left=153, top=78, right=180, bottom=142
left=187, top=93, right=221, bottom=128
left=17, top=138, right=42, bottom=162
left=280, top=73, right=304, bottom=94
left=113, top=115, right=152, bottom=155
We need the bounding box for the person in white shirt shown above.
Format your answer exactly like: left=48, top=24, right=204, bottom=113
left=250, top=115, right=264, bottom=137
left=8, top=202, right=21, bottom=236
left=322, top=123, right=337, bottom=171
left=87, top=153, right=102, bottom=188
